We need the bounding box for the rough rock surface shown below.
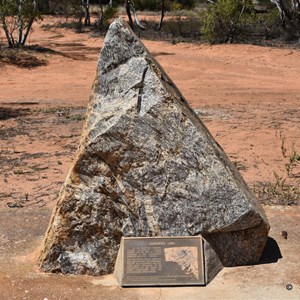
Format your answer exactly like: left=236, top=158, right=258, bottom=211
left=38, top=18, right=270, bottom=275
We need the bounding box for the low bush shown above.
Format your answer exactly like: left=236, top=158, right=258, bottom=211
left=199, top=0, right=256, bottom=43
left=199, top=0, right=300, bottom=45
left=138, top=0, right=195, bottom=11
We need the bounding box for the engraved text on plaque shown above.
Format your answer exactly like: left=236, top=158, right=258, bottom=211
left=115, top=236, right=205, bottom=286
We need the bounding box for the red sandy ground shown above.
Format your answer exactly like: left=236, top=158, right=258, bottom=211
left=0, top=16, right=299, bottom=300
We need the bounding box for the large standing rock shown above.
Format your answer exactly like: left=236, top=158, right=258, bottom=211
left=38, top=18, right=270, bottom=275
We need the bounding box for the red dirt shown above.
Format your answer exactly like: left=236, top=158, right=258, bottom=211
left=1, top=18, right=299, bottom=197
left=0, top=16, right=299, bottom=300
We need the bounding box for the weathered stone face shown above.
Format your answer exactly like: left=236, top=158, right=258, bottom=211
left=38, top=18, right=270, bottom=275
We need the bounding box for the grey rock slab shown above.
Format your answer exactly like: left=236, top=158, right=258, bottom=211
left=38, top=18, right=270, bottom=275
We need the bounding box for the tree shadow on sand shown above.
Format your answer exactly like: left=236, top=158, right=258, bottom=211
left=0, top=43, right=99, bottom=69
left=0, top=47, right=48, bottom=69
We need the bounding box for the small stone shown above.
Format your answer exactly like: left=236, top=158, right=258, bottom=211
left=281, top=231, right=288, bottom=239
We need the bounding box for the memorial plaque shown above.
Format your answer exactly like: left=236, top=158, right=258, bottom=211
left=114, top=237, right=206, bottom=286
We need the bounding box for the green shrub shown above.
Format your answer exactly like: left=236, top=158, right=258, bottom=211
left=138, top=0, right=195, bottom=11
left=103, top=6, right=118, bottom=28
left=200, top=0, right=256, bottom=43
left=254, top=8, right=281, bottom=40
left=170, top=2, right=183, bottom=11
left=175, top=0, right=195, bottom=10
left=139, top=0, right=160, bottom=11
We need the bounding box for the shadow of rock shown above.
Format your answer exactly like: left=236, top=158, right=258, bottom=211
left=258, top=237, right=282, bottom=264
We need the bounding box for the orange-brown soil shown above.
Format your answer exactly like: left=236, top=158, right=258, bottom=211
left=0, top=16, right=299, bottom=300
left=1, top=16, right=299, bottom=210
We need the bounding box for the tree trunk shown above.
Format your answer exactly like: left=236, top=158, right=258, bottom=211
left=21, top=1, right=37, bottom=46
left=0, top=15, right=13, bottom=48
left=21, top=18, right=34, bottom=46
left=17, top=1, right=23, bottom=46
left=98, top=0, right=104, bottom=27
left=125, top=0, right=134, bottom=29
left=157, top=0, right=165, bottom=30
left=84, top=0, right=91, bottom=26
left=271, top=0, right=292, bottom=22
left=131, top=0, right=145, bottom=30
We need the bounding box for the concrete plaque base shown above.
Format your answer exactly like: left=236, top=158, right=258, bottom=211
left=114, top=236, right=223, bottom=286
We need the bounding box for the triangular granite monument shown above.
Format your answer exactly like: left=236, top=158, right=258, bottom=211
left=38, top=18, right=270, bottom=275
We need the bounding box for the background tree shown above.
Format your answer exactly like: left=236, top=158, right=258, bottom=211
left=200, top=0, right=256, bottom=43
left=82, top=0, right=91, bottom=26
left=0, top=0, right=40, bottom=48
left=270, top=0, right=300, bottom=36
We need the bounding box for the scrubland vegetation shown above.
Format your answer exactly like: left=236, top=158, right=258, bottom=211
left=1, top=0, right=300, bottom=48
